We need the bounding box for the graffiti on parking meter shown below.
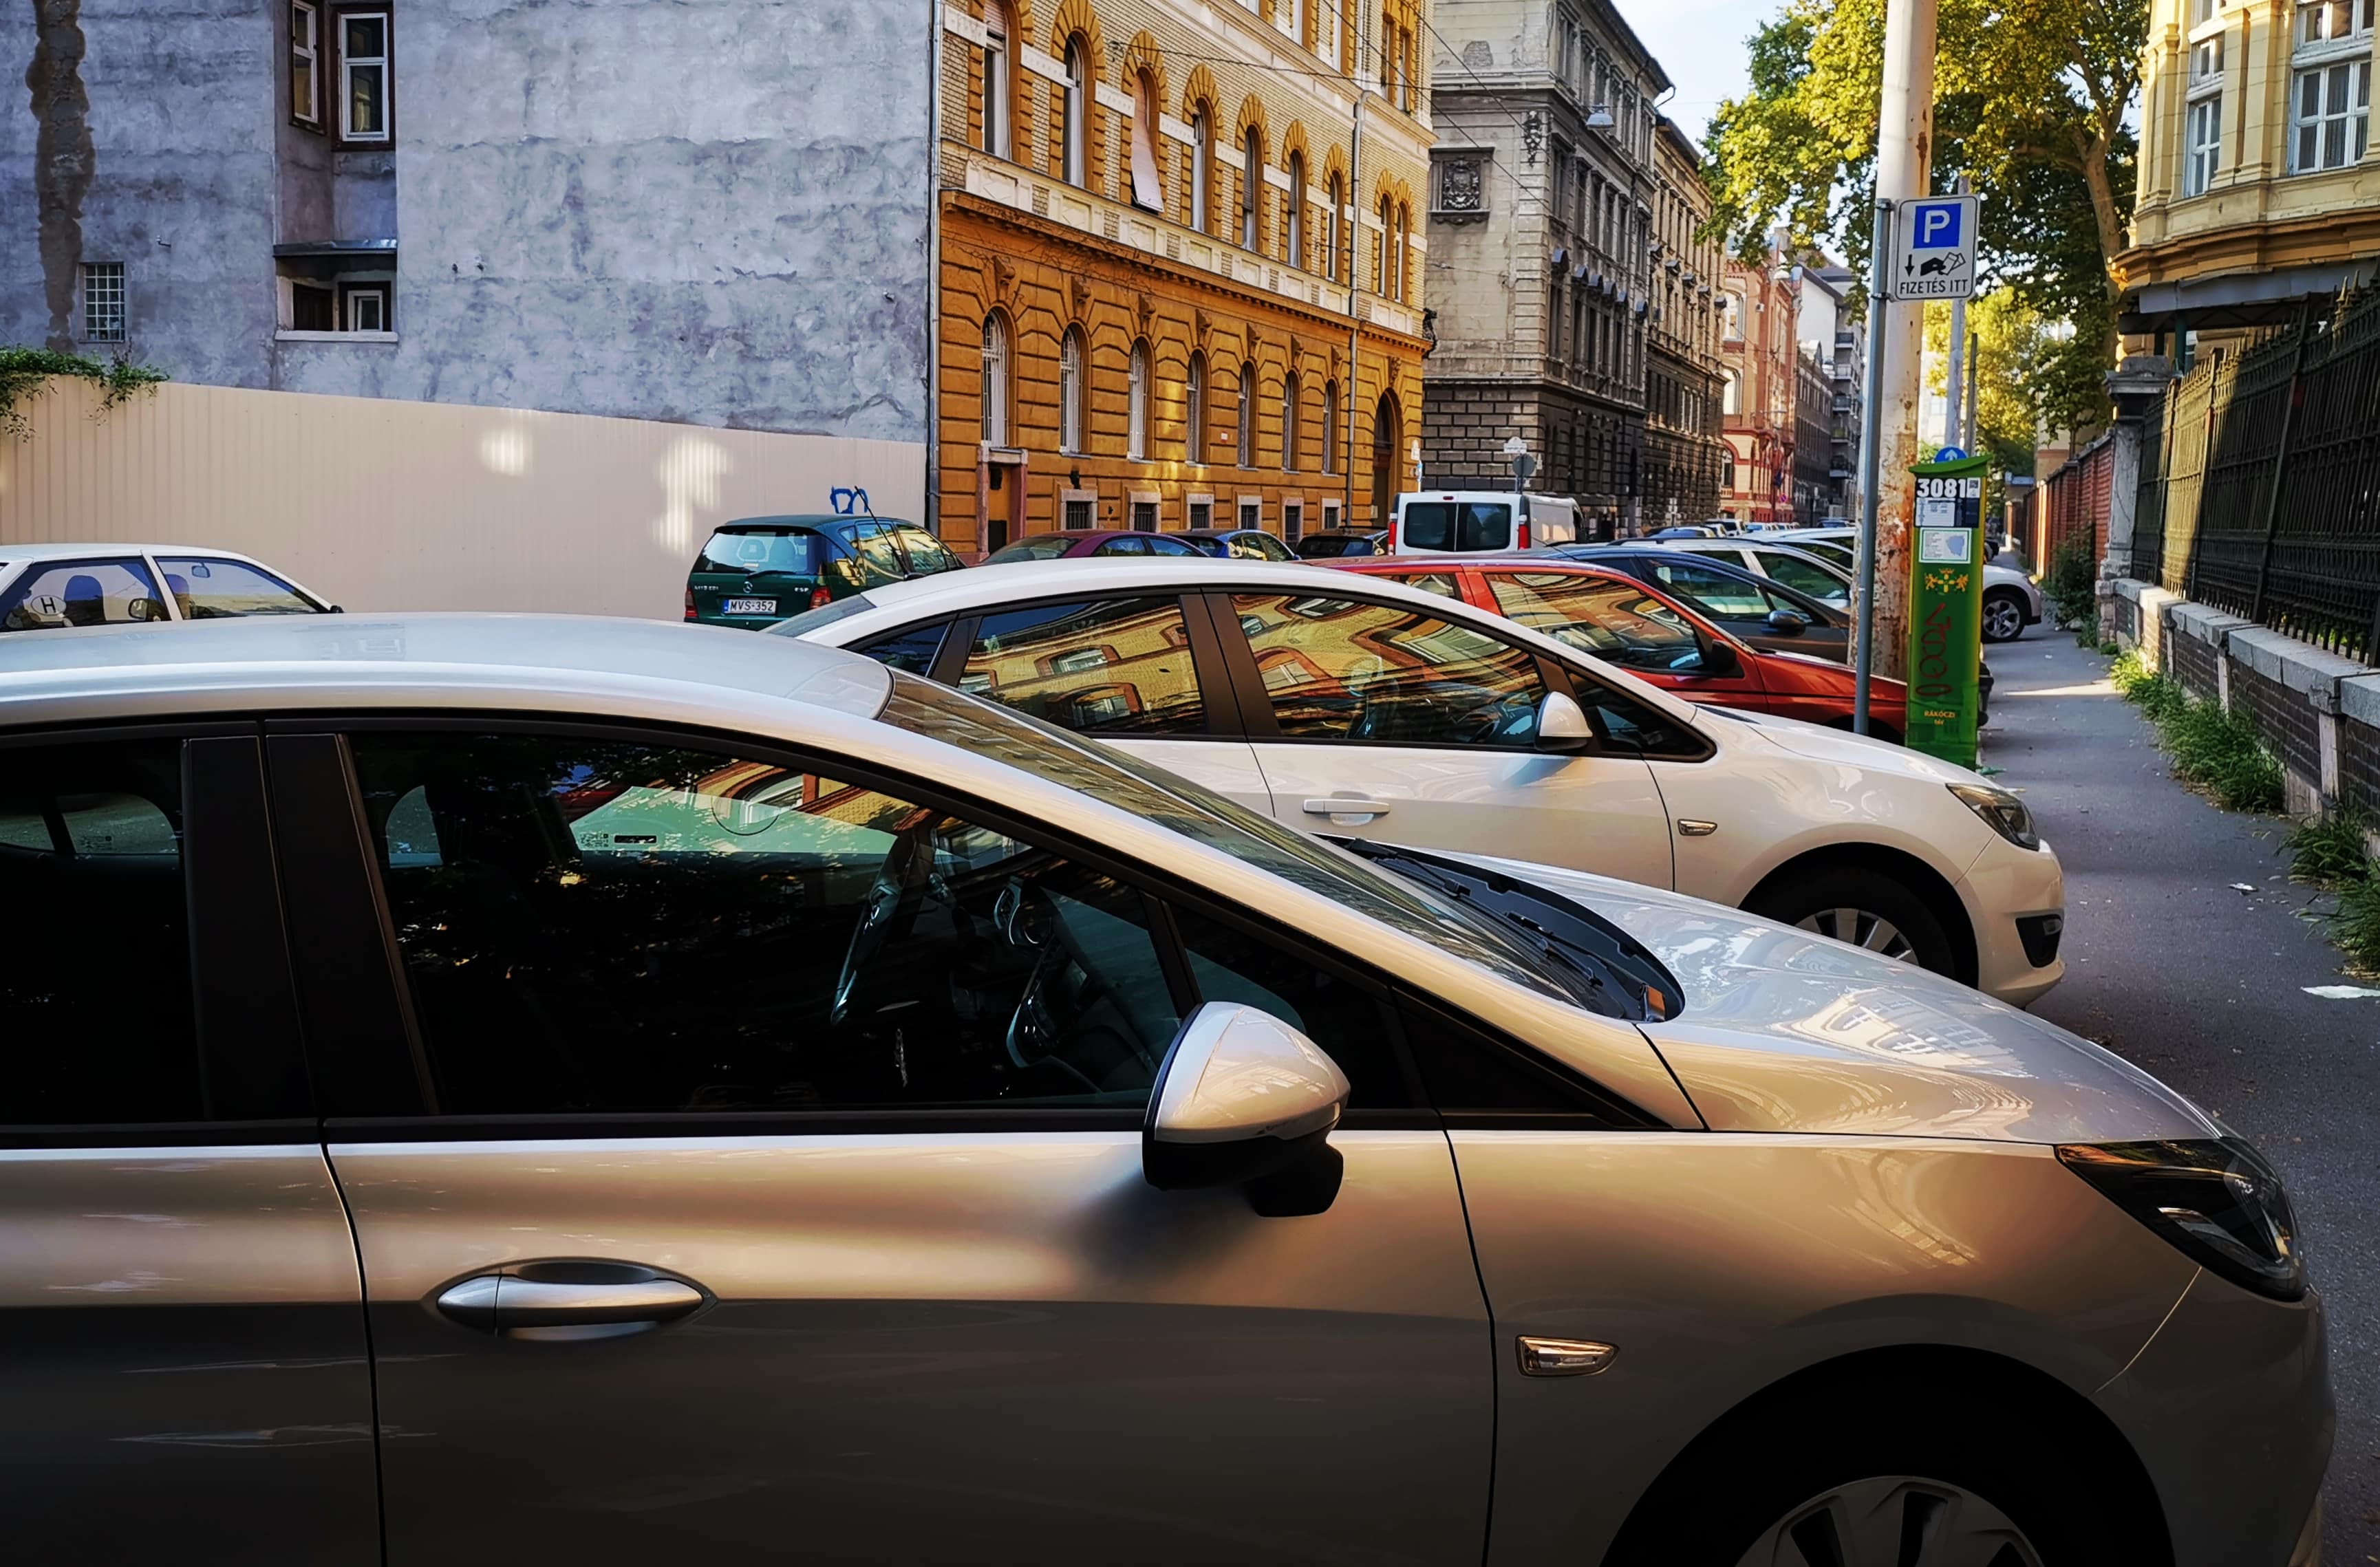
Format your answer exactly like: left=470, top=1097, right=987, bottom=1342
left=1903, top=455, right=1991, bottom=768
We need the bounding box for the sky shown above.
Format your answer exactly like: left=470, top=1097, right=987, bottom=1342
left=1615, top=0, right=1760, bottom=153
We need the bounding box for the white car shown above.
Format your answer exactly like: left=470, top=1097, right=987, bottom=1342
left=0, top=612, right=2324, bottom=1567
left=774, top=558, right=2067, bottom=1006
left=1755, top=528, right=2045, bottom=642
left=0, top=542, right=333, bottom=632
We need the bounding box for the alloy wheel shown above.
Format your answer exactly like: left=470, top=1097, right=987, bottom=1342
left=1795, top=907, right=1916, bottom=960
left=1982, top=596, right=2024, bottom=641
left=1734, top=1476, right=2043, bottom=1567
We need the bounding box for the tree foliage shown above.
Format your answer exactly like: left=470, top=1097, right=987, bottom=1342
left=1704, top=0, right=2142, bottom=424
left=0, top=347, right=167, bottom=439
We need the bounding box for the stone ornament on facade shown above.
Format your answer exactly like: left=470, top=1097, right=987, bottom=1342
left=1436, top=157, right=1485, bottom=221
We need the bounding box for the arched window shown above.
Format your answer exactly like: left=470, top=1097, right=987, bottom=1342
left=1127, top=339, right=1150, bottom=460
left=1321, top=378, right=1338, bottom=473
left=1323, top=173, right=1343, bottom=281
left=1191, top=106, right=1214, bottom=233
left=980, top=312, right=1009, bottom=444
left=1059, top=327, right=1085, bottom=454
left=1061, top=37, right=1089, bottom=188
left=1392, top=201, right=1411, bottom=299
left=1130, top=71, right=1163, bottom=210
left=1234, top=369, right=1252, bottom=466
left=1280, top=372, right=1300, bottom=472
left=1239, top=127, right=1263, bottom=250
left=981, top=3, right=1014, bottom=158
left=1722, top=368, right=1741, bottom=416
left=1186, top=350, right=1207, bottom=460
left=1375, top=194, right=1393, bottom=294
left=1286, top=152, right=1306, bottom=268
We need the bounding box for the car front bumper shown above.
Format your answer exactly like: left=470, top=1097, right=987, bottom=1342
left=1959, top=833, right=2066, bottom=1006
left=2095, top=1271, right=2332, bottom=1567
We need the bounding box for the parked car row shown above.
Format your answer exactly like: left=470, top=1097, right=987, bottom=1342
left=0, top=531, right=2326, bottom=1566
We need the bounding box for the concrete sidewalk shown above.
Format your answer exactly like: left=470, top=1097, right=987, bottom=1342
left=1990, top=627, right=2378, bottom=1559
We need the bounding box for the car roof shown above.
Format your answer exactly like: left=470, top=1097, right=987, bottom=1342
left=774, top=557, right=1705, bottom=724
left=0, top=542, right=287, bottom=566
left=712, top=515, right=883, bottom=531
left=0, top=612, right=893, bottom=731
left=1331, top=553, right=1629, bottom=573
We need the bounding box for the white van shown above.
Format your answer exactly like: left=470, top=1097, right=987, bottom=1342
left=1391, top=491, right=1579, bottom=556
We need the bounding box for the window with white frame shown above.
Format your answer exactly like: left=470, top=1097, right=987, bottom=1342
left=1190, top=497, right=1213, bottom=528
left=80, top=262, right=125, bottom=343
left=1130, top=71, right=1163, bottom=210
left=980, top=314, right=1009, bottom=444
left=1286, top=153, right=1306, bottom=268
left=1128, top=340, right=1150, bottom=460
left=2291, top=0, right=2373, bottom=172
left=1192, top=106, right=1215, bottom=234
left=1241, top=127, right=1263, bottom=250
left=290, top=0, right=321, bottom=126
left=1323, top=173, right=1343, bottom=280
left=1059, top=328, right=1086, bottom=454
left=2185, top=78, right=2222, bottom=197
left=1187, top=351, right=1207, bottom=460
left=1281, top=373, right=1300, bottom=471
left=1062, top=38, right=1089, bottom=187
left=336, top=10, right=390, bottom=142
left=341, top=282, right=390, bottom=332
left=1375, top=195, right=1392, bottom=293
left=983, top=3, right=1014, bottom=158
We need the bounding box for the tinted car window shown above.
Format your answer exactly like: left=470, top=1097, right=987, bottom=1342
left=1295, top=534, right=1377, bottom=559
left=1147, top=534, right=1201, bottom=556
left=958, top=598, right=1206, bottom=735
left=983, top=534, right=1084, bottom=564
left=0, top=558, right=168, bottom=632
left=1483, top=572, right=1708, bottom=671
left=156, top=557, right=320, bottom=618
left=856, top=620, right=949, bottom=676
left=351, top=733, right=1181, bottom=1114
left=1234, top=533, right=1294, bottom=561
left=893, top=528, right=963, bottom=576
left=1092, top=536, right=1150, bottom=556
left=1233, top=592, right=1547, bottom=747
left=1401, top=503, right=1512, bottom=551
left=1642, top=559, right=1777, bottom=619
left=699, top=530, right=824, bottom=575
left=0, top=740, right=202, bottom=1122
left=1169, top=905, right=1409, bottom=1110
left=1758, top=551, right=1851, bottom=605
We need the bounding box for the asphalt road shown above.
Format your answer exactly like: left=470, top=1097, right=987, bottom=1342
left=1986, top=620, right=2379, bottom=1561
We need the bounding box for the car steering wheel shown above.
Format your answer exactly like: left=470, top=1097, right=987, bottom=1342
left=831, top=824, right=934, bottom=1026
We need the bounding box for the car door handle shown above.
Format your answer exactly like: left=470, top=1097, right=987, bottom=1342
left=436, top=1264, right=707, bottom=1335
left=1302, top=797, right=1392, bottom=817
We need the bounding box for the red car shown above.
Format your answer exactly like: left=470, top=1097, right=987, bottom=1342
left=1329, top=554, right=1909, bottom=742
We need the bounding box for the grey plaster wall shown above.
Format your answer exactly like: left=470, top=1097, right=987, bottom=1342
left=6, top=0, right=930, bottom=443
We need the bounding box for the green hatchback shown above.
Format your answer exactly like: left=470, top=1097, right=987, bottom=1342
left=685, top=516, right=963, bottom=628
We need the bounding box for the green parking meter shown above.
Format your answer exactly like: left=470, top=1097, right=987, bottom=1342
left=1904, top=452, right=1989, bottom=768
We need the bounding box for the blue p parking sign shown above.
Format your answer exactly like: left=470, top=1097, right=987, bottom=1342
left=1890, top=193, right=1980, bottom=301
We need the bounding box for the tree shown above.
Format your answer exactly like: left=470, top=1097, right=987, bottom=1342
left=1925, top=292, right=2056, bottom=521
left=1704, top=0, right=2140, bottom=422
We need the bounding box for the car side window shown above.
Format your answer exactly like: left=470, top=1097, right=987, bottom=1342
left=0, top=740, right=204, bottom=1122
left=855, top=620, right=950, bottom=676
left=1759, top=552, right=1850, bottom=606
left=1092, top=536, right=1150, bottom=556
left=155, top=557, right=318, bottom=618
left=1645, top=561, right=1772, bottom=619
left=892, top=529, right=963, bottom=576
left=1382, top=572, right=1462, bottom=599
left=1146, top=535, right=1201, bottom=556
left=1168, top=904, right=1411, bottom=1110
left=957, top=598, right=1208, bottom=736
left=0, top=558, right=169, bottom=632
left=1565, top=673, right=1707, bottom=759
left=1232, top=592, right=1548, bottom=748
left=349, top=733, right=1183, bottom=1115
left=1483, top=573, right=1708, bottom=673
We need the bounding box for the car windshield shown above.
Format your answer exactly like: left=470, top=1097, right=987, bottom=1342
left=1759, top=550, right=1851, bottom=606
left=700, top=530, right=824, bottom=576
left=983, top=534, right=1082, bottom=564
left=1402, top=503, right=1512, bottom=551
left=875, top=672, right=1605, bottom=1013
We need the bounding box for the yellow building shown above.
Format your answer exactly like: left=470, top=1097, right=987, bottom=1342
left=2123, top=0, right=2377, bottom=343
left=934, top=0, right=1435, bottom=554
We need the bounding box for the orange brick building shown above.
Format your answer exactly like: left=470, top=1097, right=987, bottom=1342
left=934, top=0, right=1435, bottom=554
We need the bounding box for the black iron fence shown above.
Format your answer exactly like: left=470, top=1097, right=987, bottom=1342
left=2137, top=288, right=2380, bottom=659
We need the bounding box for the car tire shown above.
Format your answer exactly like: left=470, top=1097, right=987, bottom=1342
left=1982, top=588, right=2028, bottom=643
left=1603, top=1364, right=2143, bottom=1567
left=1746, top=866, right=1955, bottom=977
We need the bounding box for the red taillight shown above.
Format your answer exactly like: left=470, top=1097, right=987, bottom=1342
left=683, top=585, right=696, bottom=621
left=1517, top=519, right=1531, bottom=549
left=808, top=586, right=833, bottom=611
left=1386, top=519, right=1398, bottom=551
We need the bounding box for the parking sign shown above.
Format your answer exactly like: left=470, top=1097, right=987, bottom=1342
left=1890, top=194, right=1980, bottom=301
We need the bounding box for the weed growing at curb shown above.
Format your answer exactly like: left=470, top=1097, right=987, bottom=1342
left=2109, top=649, right=2282, bottom=811
left=2286, top=810, right=2370, bottom=886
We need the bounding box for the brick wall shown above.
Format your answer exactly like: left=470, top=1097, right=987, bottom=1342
left=2229, top=657, right=2322, bottom=785
left=2340, top=716, right=2380, bottom=818
left=2167, top=623, right=2221, bottom=700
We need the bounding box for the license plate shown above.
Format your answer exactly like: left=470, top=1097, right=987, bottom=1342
left=723, top=598, right=778, bottom=615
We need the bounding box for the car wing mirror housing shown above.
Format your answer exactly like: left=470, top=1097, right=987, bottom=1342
left=1144, top=1002, right=1351, bottom=1216
left=1765, top=608, right=1808, bottom=634
left=1535, top=689, right=1596, bottom=753
left=1699, top=638, right=1742, bottom=677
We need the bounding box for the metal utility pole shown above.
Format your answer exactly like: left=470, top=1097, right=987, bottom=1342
left=1851, top=199, right=1893, bottom=736
left=1943, top=173, right=1969, bottom=450
left=1859, top=0, right=1938, bottom=684
left=1963, top=328, right=1981, bottom=455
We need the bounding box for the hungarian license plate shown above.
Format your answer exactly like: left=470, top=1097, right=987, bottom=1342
left=723, top=597, right=778, bottom=615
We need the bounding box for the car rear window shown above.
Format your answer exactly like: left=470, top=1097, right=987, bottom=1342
left=1402, top=503, right=1512, bottom=551
left=984, top=534, right=1082, bottom=564
left=699, top=530, right=824, bottom=576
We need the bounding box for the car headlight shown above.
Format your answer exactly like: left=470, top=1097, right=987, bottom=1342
left=2057, top=1138, right=2306, bottom=1301
left=1948, top=782, right=2039, bottom=850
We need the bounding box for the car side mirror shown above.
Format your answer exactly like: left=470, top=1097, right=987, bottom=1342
left=126, top=596, right=163, bottom=623
left=1698, top=638, right=1742, bottom=678
left=1144, top=1002, right=1351, bottom=1217
left=1535, top=689, right=1595, bottom=753
left=1765, top=608, right=1808, bottom=635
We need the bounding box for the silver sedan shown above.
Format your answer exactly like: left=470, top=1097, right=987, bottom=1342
left=0, top=613, right=2326, bottom=1567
